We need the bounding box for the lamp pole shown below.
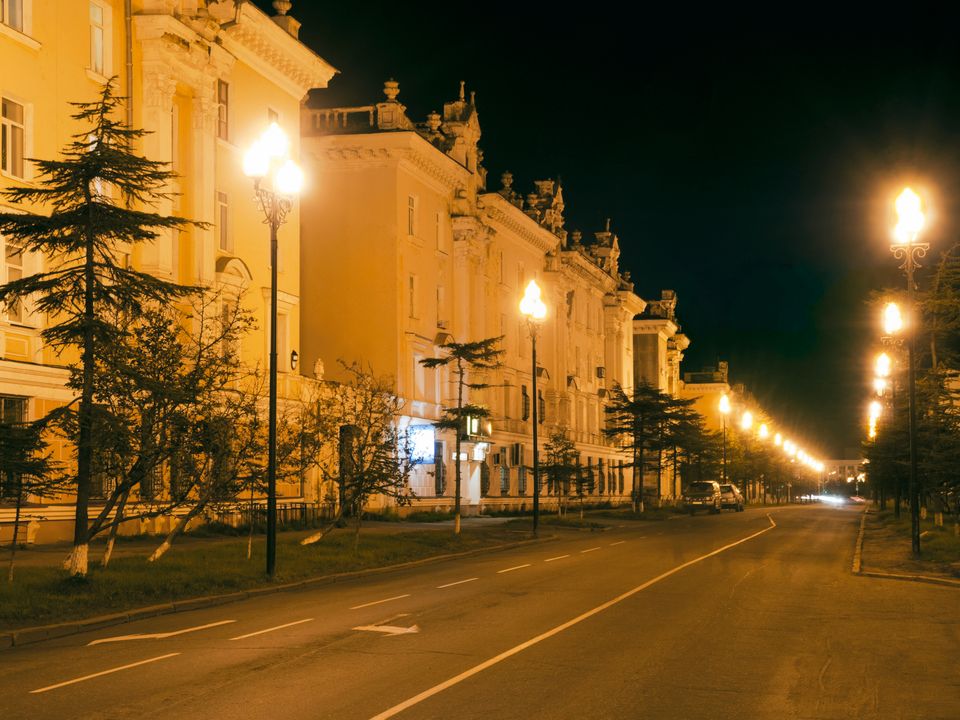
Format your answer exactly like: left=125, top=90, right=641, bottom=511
left=719, top=394, right=730, bottom=482
left=520, top=280, right=547, bottom=537
left=890, top=188, right=927, bottom=558
left=244, top=123, right=303, bottom=577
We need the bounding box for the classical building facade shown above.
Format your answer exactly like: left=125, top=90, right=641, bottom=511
left=300, top=80, right=654, bottom=513
left=0, top=0, right=334, bottom=541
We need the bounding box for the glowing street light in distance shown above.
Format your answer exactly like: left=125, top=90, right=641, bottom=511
left=883, top=302, right=903, bottom=335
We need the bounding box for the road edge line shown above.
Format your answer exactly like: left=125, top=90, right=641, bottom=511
left=852, top=509, right=867, bottom=574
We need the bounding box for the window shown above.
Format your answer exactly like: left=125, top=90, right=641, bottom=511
left=499, top=465, right=509, bottom=495
left=216, top=192, right=230, bottom=251
left=518, top=466, right=527, bottom=495
left=1, top=97, right=25, bottom=178
left=435, top=211, right=442, bottom=250
left=408, top=274, right=418, bottom=319
left=436, top=285, right=446, bottom=328
left=171, top=102, right=180, bottom=172
left=0, top=395, right=27, bottom=498
left=521, top=385, right=530, bottom=421
left=2, top=0, right=23, bottom=32
left=216, top=80, right=229, bottom=140
left=538, top=390, right=545, bottom=424
left=407, top=195, right=417, bottom=236
left=89, top=2, right=104, bottom=75
left=4, top=238, right=23, bottom=323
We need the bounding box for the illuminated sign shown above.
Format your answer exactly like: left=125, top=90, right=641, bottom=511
left=408, top=425, right=435, bottom=464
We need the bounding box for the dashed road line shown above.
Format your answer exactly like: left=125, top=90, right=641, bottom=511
left=545, top=554, right=570, bottom=562
left=30, top=653, right=181, bottom=694
left=609, top=541, right=626, bottom=546
left=350, top=594, right=411, bottom=610
left=580, top=547, right=601, bottom=554
left=230, top=618, right=314, bottom=640
left=436, top=577, right=479, bottom=589
left=497, top=564, right=531, bottom=574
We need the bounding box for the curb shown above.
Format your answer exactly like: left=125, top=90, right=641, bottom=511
left=852, top=509, right=867, bottom=574
left=1, top=535, right=553, bottom=650
left=857, top=569, right=960, bottom=588
left=853, top=509, right=960, bottom=588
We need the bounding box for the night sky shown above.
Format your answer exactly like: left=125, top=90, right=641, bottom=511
left=257, top=1, right=960, bottom=456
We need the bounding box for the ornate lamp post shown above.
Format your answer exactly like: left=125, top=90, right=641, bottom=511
left=243, top=123, right=304, bottom=577
left=718, top=394, right=731, bottom=481
left=890, top=188, right=927, bottom=557
left=520, top=280, right=547, bottom=537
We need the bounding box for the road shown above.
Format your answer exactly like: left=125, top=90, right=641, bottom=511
left=2, top=506, right=957, bottom=719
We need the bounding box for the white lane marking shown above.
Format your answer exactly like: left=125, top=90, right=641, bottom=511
left=545, top=554, right=570, bottom=562
left=350, top=594, right=411, bottom=610
left=353, top=624, right=420, bottom=636
left=230, top=618, right=314, bottom=641
left=609, top=541, right=626, bottom=546
left=580, top=547, right=601, bottom=554
left=436, top=577, right=478, bottom=589
left=497, top=564, right=531, bottom=574
left=767, top=513, right=777, bottom=527
left=369, top=516, right=777, bottom=720
left=30, top=653, right=180, bottom=694
left=87, top=620, right=236, bottom=646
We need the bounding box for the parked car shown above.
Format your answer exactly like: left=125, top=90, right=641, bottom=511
left=683, top=481, right=722, bottom=514
left=719, top=483, right=744, bottom=511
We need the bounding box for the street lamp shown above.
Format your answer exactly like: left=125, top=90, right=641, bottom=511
left=890, top=187, right=927, bottom=557
left=883, top=302, right=903, bottom=335
left=758, top=423, right=769, bottom=440
left=243, top=123, right=304, bottom=577
left=719, top=394, right=731, bottom=481
left=519, top=279, right=547, bottom=536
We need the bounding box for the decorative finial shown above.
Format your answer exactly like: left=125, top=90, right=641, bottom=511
left=572, top=230, right=583, bottom=245
left=501, top=171, right=513, bottom=190
left=273, top=0, right=292, bottom=16
left=426, top=110, right=441, bottom=132
left=459, top=81, right=465, bottom=101
left=383, top=78, right=400, bottom=102
left=469, top=90, right=476, bottom=106
left=605, top=217, right=611, bottom=232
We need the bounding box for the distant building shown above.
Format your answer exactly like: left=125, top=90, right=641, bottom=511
left=679, top=362, right=731, bottom=433
left=300, top=80, right=661, bottom=512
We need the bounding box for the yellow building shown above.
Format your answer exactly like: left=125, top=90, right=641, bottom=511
left=300, top=80, right=651, bottom=514
left=0, top=0, right=335, bottom=541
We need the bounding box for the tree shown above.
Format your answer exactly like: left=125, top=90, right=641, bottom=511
left=420, top=337, right=503, bottom=534
left=542, top=427, right=579, bottom=516
left=603, top=382, right=670, bottom=512
left=301, top=362, right=415, bottom=550
left=0, top=418, right=63, bottom=582
left=663, top=400, right=707, bottom=500
left=0, top=81, right=198, bottom=576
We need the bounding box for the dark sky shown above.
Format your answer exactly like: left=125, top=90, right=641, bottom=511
left=257, top=1, right=960, bottom=456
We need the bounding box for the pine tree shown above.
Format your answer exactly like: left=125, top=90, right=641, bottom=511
left=0, top=81, right=198, bottom=576
left=603, top=381, right=670, bottom=512
left=542, top=426, right=579, bottom=516
left=420, top=337, right=503, bottom=534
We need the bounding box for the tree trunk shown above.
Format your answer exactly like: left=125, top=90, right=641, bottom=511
left=246, top=483, right=255, bottom=560
left=299, top=506, right=344, bottom=546
left=454, top=361, right=463, bottom=535
left=7, top=480, right=23, bottom=583
left=70, top=209, right=98, bottom=578
left=353, top=510, right=362, bottom=555
left=101, top=487, right=130, bottom=568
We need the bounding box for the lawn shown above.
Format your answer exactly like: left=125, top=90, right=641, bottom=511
left=0, top=525, right=528, bottom=631
left=864, top=510, right=960, bottom=579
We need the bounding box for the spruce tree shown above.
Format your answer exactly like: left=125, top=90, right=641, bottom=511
left=420, top=337, right=503, bottom=534
left=0, top=81, right=197, bottom=576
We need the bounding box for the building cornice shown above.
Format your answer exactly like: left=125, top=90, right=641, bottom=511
left=481, top=194, right=560, bottom=255
left=219, top=3, right=337, bottom=98
left=632, top=317, right=679, bottom=339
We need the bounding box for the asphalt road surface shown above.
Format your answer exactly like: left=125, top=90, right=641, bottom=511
left=2, top=506, right=957, bottom=719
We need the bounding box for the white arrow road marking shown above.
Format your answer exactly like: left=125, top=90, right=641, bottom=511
left=353, top=624, right=420, bottom=636
left=436, top=577, right=478, bottom=589
left=87, top=620, right=236, bottom=646
left=30, top=653, right=180, bottom=694
left=497, top=563, right=531, bottom=574
left=350, top=594, right=411, bottom=610
left=230, top=618, right=314, bottom=640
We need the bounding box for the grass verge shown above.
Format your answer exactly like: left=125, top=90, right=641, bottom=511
left=0, top=526, right=525, bottom=631
left=863, top=510, right=960, bottom=579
